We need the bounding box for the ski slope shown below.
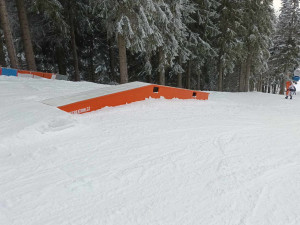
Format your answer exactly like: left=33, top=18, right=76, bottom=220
left=0, top=76, right=300, bottom=225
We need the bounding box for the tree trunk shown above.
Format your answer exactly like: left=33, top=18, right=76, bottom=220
left=109, top=38, right=117, bottom=82
left=186, top=60, right=191, bottom=89
left=239, top=62, right=246, bottom=92
left=159, top=47, right=165, bottom=85
left=147, top=64, right=152, bottom=83
left=258, top=74, right=263, bottom=92
left=88, top=58, right=95, bottom=82
left=148, top=70, right=152, bottom=83
left=279, top=77, right=285, bottom=95
left=218, top=60, right=223, bottom=92
left=257, top=79, right=261, bottom=92
left=259, top=81, right=262, bottom=92
left=145, top=54, right=152, bottom=83
left=55, top=46, right=66, bottom=75
left=177, top=56, right=182, bottom=88
left=0, top=34, right=6, bottom=67
left=197, top=71, right=201, bottom=90
left=0, top=0, right=18, bottom=68
left=117, top=34, right=128, bottom=84
left=67, top=0, right=80, bottom=81
left=88, top=37, right=95, bottom=82
left=70, top=15, right=80, bottom=81
left=273, top=84, right=276, bottom=94
left=249, top=80, right=254, bottom=92
left=244, top=54, right=252, bottom=92
left=16, top=0, right=36, bottom=71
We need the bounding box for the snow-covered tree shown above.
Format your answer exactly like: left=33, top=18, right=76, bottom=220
left=271, top=0, right=300, bottom=93
left=0, top=0, right=280, bottom=92
left=214, top=0, right=244, bottom=91
left=29, top=0, right=68, bottom=74
left=0, top=31, right=6, bottom=67
left=0, top=0, right=18, bottom=68
left=153, top=0, right=198, bottom=85
left=240, top=0, right=275, bottom=92
left=16, top=0, right=37, bottom=71
left=99, top=0, right=157, bottom=83
left=190, top=0, right=219, bottom=90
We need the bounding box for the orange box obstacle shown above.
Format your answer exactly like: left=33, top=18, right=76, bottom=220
left=17, top=69, right=55, bottom=79
left=42, top=82, right=209, bottom=114
left=17, top=70, right=33, bottom=78
left=0, top=67, right=56, bottom=79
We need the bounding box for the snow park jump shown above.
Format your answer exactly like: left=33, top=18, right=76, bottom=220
left=42, top=82, right=210, bottom=114
left=0, top=67, right=209, bottom=114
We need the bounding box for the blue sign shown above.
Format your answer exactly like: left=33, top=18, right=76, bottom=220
left=292, top=76, right=300, bottom=82
left=1, top=68, right=18, bottom=76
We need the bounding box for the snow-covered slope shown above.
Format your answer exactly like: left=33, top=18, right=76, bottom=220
left=1, top=76, right=300, bottom=225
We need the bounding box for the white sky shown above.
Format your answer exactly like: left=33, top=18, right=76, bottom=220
left=273, top=0, right=282, bottom=11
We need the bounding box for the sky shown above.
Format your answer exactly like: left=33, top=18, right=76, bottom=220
left=273, top=0, right=281, bottom=11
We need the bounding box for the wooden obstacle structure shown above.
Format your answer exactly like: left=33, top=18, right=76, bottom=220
left=42, top=82, right=209, bottom=114
left=17, top=70, right=56, bottom=79
left=0, top=67, right=68, bottom=80
left=0, top=67, right=56, bottom=79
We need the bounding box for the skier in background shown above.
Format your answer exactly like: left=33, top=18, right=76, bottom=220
left=285, top=81, right=296, bottom=99
left=285, top=80, right=292, bottom=99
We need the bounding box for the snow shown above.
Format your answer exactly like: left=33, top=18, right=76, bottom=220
left=1, top=76, right=300, bottom=225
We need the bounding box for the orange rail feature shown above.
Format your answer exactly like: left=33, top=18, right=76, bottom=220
left=18, top=70, right=33, bottom=78
left=17, top=69, right=55, bottom=79
left=42, top=82, right=209, bottom=114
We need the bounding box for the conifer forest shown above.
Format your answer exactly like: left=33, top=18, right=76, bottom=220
left=0, top=0, right=299, bottom=93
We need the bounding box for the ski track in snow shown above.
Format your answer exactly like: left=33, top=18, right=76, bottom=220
left=0, top=76, right=300, bottom=225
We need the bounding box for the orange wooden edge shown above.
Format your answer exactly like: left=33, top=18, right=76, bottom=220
left=18, top=70, right=53, bottom=79
left=18, top=70, right=31, bottom=74
left=58, top=85, right=209, bottom=114
left=43, top=73, right=53, bottom=79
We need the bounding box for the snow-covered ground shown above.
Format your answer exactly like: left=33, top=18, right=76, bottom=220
left=1, top=76, right=300, bottom=225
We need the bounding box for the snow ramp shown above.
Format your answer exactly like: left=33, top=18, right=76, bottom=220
left=42, top=82, right=209, bottom=114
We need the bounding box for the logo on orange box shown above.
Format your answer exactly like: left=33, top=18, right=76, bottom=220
left=71, top=107, right=91, bottom=114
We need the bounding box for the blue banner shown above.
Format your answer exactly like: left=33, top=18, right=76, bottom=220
left=1, top=68, right=18, bottom=76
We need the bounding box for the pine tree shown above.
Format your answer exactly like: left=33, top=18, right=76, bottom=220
left=99, top=0, right=157, bottom=83
left=240, top=0, right=274, bottom=92
left=16, top=0, right=37, bottom=71
left=271, top=0, right=300, bottom=94
left=215, top=0, right=244, bottom=91
left=0, top=30, right=6, bottom=67
left=189, top=0, right=219, bottom=90
left=30, top=0, right=68, bottom=74
left=152, top=0, right=198, bottom=85
left=0, top=0, right=279, bottom=92
left=0, top=0, right=18, bottom=68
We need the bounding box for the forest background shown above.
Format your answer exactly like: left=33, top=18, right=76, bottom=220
left=0, top=0, right=299, bottom=94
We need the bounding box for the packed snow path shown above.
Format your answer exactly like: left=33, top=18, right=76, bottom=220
left=0, top=76, right=300, bottom=225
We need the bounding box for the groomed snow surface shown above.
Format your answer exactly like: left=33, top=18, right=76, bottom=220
left=1, top=76, right=300, bottom=225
